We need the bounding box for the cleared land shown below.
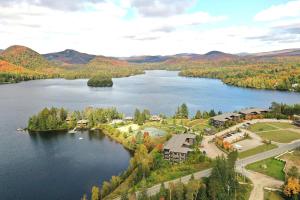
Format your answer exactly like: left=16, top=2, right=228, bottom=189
left=248, top=122, right=300, bottom=143
left=246, top=158, right=285, bottom=181
left=279, top=149, right=300, bottom=173
left=238, top=144, right=278, bottom=159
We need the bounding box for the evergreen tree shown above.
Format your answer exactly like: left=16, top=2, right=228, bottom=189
left=134, top=109, right=141, bottom=124
left=181, top=103, right=189, bottom=119
left=209, top=109, right=216, bottom=117
left=194, top=110, right=202, bottom=119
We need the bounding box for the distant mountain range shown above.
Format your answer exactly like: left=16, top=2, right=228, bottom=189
left=1, top=45, right=300, bottom=68
left=43, top=49, right=96, bottom=65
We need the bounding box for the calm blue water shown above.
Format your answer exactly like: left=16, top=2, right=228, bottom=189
left=0, top=70, right=299, bottom=200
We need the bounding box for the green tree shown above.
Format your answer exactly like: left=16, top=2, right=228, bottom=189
left=194, top=110, right=202, bottom=119
left=181, top=103, right=189, bottom=119
left=91, top=186, right=100, bottom=200
left=134, top=109, right=141, bottom=124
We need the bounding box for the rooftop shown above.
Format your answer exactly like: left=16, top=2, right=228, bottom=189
left=164, top=134, right=196, bottom=153
left=239, top=108, right=269, bottom=115
left=212, top=112, right=241, bottom=122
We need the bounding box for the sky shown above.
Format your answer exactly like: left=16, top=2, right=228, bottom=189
left=0, top=0, right=300, bottom=56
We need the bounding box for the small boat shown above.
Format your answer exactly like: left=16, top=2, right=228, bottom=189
left=17, top=128, right=24, bottom=132
left=79, top=137, right=84, bottom=140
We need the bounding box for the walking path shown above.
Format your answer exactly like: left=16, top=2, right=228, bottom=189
left=244, top=170, right=283, bottom=200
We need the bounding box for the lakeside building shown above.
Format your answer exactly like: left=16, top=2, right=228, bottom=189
left=211, top=108, right=269, bottom=127
left=163, top=134, right=196, bottom=162
left=239, top=108, right=269, bottom=120
left=77, top=120, right=89, bottom=129
left=149, top=115, right=162, bottom=122
left=211, top=112, right=241, bottom=127
left=124, top=116, right=133, bottom=121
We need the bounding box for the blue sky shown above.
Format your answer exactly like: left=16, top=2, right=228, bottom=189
left=0, top=0, right=299, bottom=56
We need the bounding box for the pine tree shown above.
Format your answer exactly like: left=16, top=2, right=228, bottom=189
left=194, top=110, right=202, bottom=119
left=181, top=103, right=189, bottom=119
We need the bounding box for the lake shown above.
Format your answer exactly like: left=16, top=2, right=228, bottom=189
left=0, top=70, right=299, bottom=200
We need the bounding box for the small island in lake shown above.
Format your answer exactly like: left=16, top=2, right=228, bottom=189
left=87, top=76, right=113, bottom=87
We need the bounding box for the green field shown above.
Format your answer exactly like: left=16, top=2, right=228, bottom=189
left=246, top=158, right=285, bottom=181
left=249, top=122, right=300, bottom=143
left=256, top=130, right=300, bottom=143
left=249, top=123, right=278, bottom=132
left=238, top=144, right=278, bottom=159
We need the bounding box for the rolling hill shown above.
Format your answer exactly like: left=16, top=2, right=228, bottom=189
left=0, top=45, right=54, bottom=69
left=43, top=49, right=96, bottom=65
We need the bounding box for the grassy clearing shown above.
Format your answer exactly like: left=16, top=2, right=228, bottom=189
left=246, top=158, right=285, bottom=181
left=256, top=130, right=300, bottom=143
left=264, top=190, right=284, bottom=200
left=268, top=122, right=296, bottom=129
left=249, top=123, right=278, bottom=132
left=238, top=144, right=278, bottom=159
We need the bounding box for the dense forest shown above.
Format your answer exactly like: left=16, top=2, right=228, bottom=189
left=27, top=107, right=123, bottom=132
left=28, top=107, right=69, bottom=132
left=87, top=76, right=113, bottom=87
left=179, top=58, right=300, bottom=92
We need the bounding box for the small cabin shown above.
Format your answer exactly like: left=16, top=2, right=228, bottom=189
left=77, top=120, right=89, bottom=129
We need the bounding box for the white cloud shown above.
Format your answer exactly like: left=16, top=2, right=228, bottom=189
left=0, top=1, right=299, bottom=56
left=254, top=0, right=300, bottom=21
left=130, top=0, right=195, bottom=17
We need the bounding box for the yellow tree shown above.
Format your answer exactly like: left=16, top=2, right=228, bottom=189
left=284, top=177, right=300, bottom=197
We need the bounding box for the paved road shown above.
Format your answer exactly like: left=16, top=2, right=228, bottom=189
left=113, top=140, right=300, bottom=200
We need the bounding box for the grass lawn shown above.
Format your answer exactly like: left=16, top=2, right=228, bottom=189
left=264, top=190, right=284, bottom=200
left=246, top=158, right=285, bottom=181
left=249, top=123, right=278, bottom=132
left=268, top=122, right=296, bottom=129
left=238, top=144, right=278, bottom=159
left=256, top=130, right=300, bottom=143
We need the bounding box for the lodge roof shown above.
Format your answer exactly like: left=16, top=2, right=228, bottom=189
left=164, top=134, right=196, bottom=153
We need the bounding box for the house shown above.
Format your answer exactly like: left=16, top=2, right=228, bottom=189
left=150, top=115, right=162, bottom=122
left=163, top=134, right=196, bottom=162
left=211, top=112, right=241, bottom=127
left=293, top=115, right=300, bottom=127
left=77, top=120, right=89, bottom=129
left=124, top=116, right=133, bottom=121
left=239, top=108, right=269, bottom=120
left=110, top=119, right=124, bottom=125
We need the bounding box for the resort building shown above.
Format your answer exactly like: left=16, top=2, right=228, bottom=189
left=110, top=119, right=124, bottom=125
left=239, top=108, right=269, bottom=120
left=163, top=134, right=196, bottom=162
left=211, top=112, right=241, bottom=127
left=149, top=115, right=162, bottom=122
left=124, top=116, right=133, bottom=121
left=211, top=108, right=269, bottom=127
left=293, top=115, right=300, bottom=127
